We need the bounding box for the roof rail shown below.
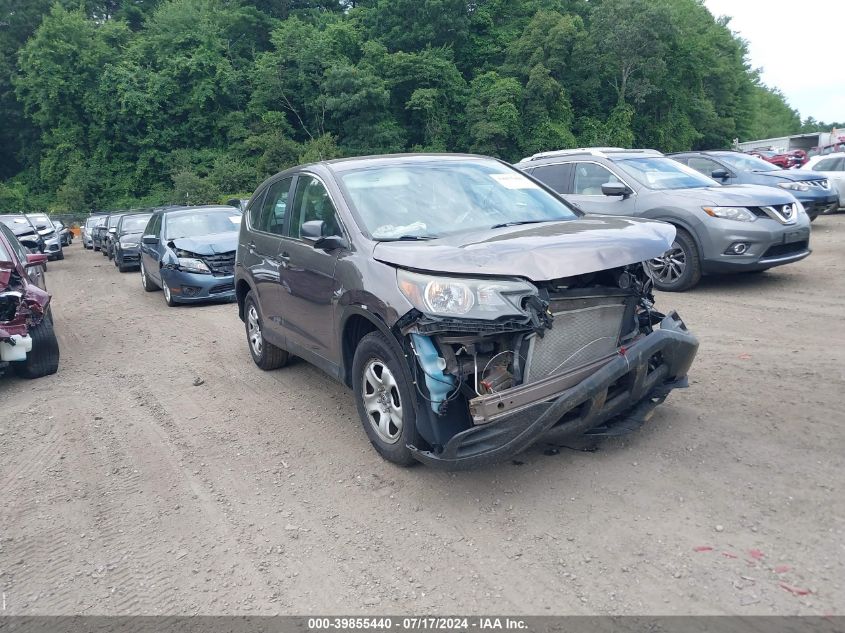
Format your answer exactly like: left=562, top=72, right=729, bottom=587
left=520, top=147, right=626, bottom=162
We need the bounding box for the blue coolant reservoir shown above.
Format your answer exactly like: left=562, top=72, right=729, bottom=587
left=410, top=333, right=457, bottom=413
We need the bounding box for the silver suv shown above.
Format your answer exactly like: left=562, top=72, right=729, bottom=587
left=516, top=148, right=812, bottom=291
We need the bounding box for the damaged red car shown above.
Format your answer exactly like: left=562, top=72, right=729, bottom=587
left=0, top=221, right=60, bottom=379
left=235, top=154, right=699, bottom=469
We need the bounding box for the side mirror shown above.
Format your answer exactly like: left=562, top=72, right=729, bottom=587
left=711, top=168, right=730, bottom=180
left=142, top=235, right=158, bottom=245
left=109, top=227, right=117, bottom=234
left=25, top=253, right=48, bottom=267
left=601, top=182, right=633, bottom=198
left=301, top=220, right=347, bottom=250
left=300, top=220, right=326, bottom=243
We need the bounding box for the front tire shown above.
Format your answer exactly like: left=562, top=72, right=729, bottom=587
left=646, top=227, right=701, bottom=292
left=140, top=260, right=158, bottom=292
left=244, top=292, right=288, bottom=370
left=55, top=249, right=64, bottom=261
left=162, top=280, right=178, bottom=307
left=352, top=332, right=417, bottom=466
left=14, top=316, right=60, bottom=379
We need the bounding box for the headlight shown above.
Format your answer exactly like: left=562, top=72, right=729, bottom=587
left=794, top=200, right=806, bottom=215
left=397, top=269, right=535, bottom=319
left=121, top=241, right=139, bottom=248
left=176, top=257, right=210, bottom=274
left=778, top=182, right=809, bottom=192
left=702, top=206, right=757, bottom=222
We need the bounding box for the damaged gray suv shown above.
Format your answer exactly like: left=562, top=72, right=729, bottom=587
left=235, top=154, right=698, bottom=468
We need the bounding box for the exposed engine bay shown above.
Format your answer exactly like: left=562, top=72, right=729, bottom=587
left=394, top=263, right=677, bottom=454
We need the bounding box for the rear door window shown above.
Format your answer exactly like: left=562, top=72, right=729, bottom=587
left=256, top=177, right=293, bottom=235
left=530, top=163, right=572, bottom=193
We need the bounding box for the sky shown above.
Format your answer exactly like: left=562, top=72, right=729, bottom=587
left=703, top=0, right=845, bottom=123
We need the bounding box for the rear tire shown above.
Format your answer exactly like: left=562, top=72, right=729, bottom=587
left=352, top=332, right=417, bottom=466
left=244, top=291, right=289, bottom=370
left=13, top=316, right=60, bottom=379
left=647, top=227, right=701, bottom=292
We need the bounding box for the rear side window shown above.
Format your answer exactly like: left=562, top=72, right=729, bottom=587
left=255, top=177, right=293, bottom=235
left=573, top=163, right=620, bottom=195
left=247, top=189, right=267, bottom=230
left=531, top=163, right=571, bottom=193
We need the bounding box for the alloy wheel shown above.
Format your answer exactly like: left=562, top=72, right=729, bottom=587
left=361, top=359, right=403, bottom=444
left=247, top=305, right=263, bottom=356
left=647, top=242, right=687, bottom=285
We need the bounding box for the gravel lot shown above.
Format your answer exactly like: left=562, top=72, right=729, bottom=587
left=1, top=218, right=843, bottom=616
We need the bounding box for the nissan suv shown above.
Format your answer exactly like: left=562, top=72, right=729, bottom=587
left=234, top=154, right=698, bottom=469
left=670, top=150, right=838, bottom=220
left=516, top=149, right=812, bottom=291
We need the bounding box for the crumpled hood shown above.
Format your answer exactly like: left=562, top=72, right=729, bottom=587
left=372, top=216, right=675, bottom=281
left=661, top=184, right=797, bottom=206
left=168, top=232, right=238, bottom=255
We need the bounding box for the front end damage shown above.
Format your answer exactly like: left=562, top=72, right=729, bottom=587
left=0, top=263, right=50, bottom=367
left=394, top=264, right=698, bottom=468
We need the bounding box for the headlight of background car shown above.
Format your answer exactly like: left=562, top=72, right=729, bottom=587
left=176, top=257, right=211, bottom=274
left=778, top=182, right=809, bottom=192
left=397, top=269, right=535, bottom=319
left=702, top=206, right=757, bottom=222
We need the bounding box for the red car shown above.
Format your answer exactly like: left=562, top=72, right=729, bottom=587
left=747, top=149, right=807, bottom=169
left=0, top=221, right=60, bottom=379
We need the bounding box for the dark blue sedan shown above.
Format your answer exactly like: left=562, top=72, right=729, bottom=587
left=139, top=206, right=242, bottom=306
left=670, top=150, right=839, bottom=220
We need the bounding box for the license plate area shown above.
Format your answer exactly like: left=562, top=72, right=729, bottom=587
left=783, top=228, right=808, bottom=244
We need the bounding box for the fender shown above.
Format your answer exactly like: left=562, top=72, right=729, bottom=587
left=644, top=211, right=704, bottom=254
left=338, top=304, right=406, bottom=387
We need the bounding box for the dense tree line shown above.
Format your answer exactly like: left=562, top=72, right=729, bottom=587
left=0, top=0, right=831, bottom=211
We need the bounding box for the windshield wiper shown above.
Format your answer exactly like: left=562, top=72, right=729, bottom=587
left=490, top=220, right=554, bottom=229
left=387, top=235, right=437, bottom=241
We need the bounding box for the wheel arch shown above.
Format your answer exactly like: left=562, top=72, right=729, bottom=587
left=339, top=307, right=399, bottom=388
left=235, top=278, right=253, bottom=321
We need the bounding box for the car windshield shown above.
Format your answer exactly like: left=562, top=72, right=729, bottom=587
left=718, top=153, right=777, bottom=172
left=120, top=215, right=151, bottom=233
left=28, top=215, right=50, bottom=228
left=165, top=209, right=241, bottom=240
left=337, top=159, right=579, bottom=240
left=616, top=157, right=716, bottom=190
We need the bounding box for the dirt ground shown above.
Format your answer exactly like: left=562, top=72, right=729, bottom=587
left=1, top=218, right=843, bottom=616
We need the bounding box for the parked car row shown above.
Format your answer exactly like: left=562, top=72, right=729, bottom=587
left=79, top=146, right=830, bottom=468
left=0, top=213, right=65, bottom=262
